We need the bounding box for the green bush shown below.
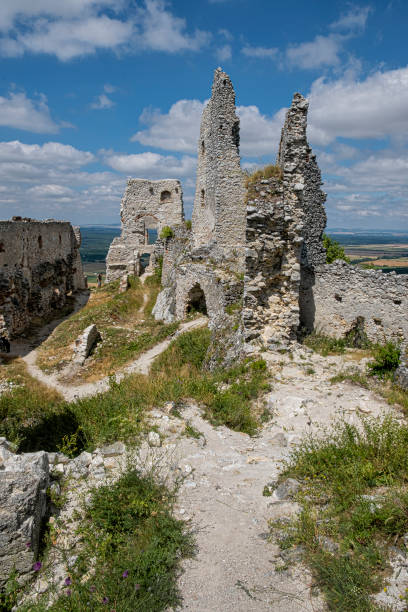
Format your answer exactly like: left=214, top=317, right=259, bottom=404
left=323, top=234, right=350, bottom=264
left=367, top=341, right=400, bottom=379
left=185, top=219, right=192, bottom=230
left=24, top=470, right=194, bottom=612
left=159, top=226, right=174, bottom=240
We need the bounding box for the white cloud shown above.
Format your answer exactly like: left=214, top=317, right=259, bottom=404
left=131, top=100, right=205, bottom=153
left=0, top=0, right=210, bottom=60
left=308, top=66, right=408, bottom=145
left=330, top=5, right=372, bottom=31
left=91, top=93, right=115, bottom=110
left=0, top=91, right=61, bottom=133
left=104, top=151, right=196, bottom=178
left=218, top=28, right=233, bottom=41
left=134, top=0, right=210, bottom=53
left=286, top=34, right=343, bottom=69
left=104, top=83, right=116, bottom=94
left=216, top=44, right=232, bottom=62
left=241, top=45, right=278, bottom=59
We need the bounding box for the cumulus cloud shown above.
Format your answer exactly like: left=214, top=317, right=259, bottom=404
left=0, top=0, right=210, bottom=60
left=286, top=34, right=343, bottom=69
left=104, top=151, right=196, bottom=178
left=91, top=93, right=115, bottom=110
left=241, top=45, right=278, bottom=59
left=308, top=66, right=408, bottom=145
left=0, top=91, right=62, bottom=133
left=330, top=5, right=372, bottom=31
left=216, top=44, right=232, bottom=62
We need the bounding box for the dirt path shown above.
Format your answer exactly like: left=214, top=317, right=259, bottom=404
left=160, top=346, right=400, bottom=611
left=20, top=317, right=207, bottom=402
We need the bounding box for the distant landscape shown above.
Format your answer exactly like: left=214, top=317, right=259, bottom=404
left=79, top=226, right=408, bottom=282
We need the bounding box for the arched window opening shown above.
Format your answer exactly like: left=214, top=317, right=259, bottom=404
left=186, top=283, right=207, bottom=316
left=160, top=190, right=172, bottom=202
left=200, top=189, right=205, bottom=206
left=38, top=235, right=43, bottom=249
left=223, top=79, right=227, bottom=85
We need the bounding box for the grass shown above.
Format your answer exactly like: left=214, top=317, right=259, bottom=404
left=303, top=332, right=349, bottom=356
left=36, top=275, right=178, bottom=382
left=1, top=329, right=270, bottom=453
left=18, top=468, right=194, bottom=612
left=244, top=164, right=283, bottom=188
left=270, top=416, right=408, bottom=611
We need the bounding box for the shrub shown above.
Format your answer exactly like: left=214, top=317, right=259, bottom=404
left=367, top=341, right=400, bottom=379
left=185, top=219, right=192, bottom=230
left=159, top=226, right=173, bottom=240
left=323, top=234, right=350, bottom=264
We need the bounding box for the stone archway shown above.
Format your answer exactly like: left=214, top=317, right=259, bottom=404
left=186, top=283, right=207, bottom=315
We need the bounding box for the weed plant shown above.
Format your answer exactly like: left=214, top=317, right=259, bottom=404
left=1, top=329, right=269, bottom=452
left=271, top=416, right=408, bottom=611
left=19, top=469, right=194, bottom=612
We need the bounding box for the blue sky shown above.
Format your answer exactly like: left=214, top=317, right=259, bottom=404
left=0, top=0, right=407, bottom=229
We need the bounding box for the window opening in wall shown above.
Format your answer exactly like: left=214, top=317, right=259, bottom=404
left=38, top=235, right=43, bottom=249
left=200, top=189, right=205, bottom=206
left=201, top=140, right=205, bottom=154
left=175, top=187, right=179, bottom=193
left=142, top=215, right=158, bottom=245
left=223, top=79, right=226, bottom=85
left=231, top=121, right=239, bottom=148
left=0, top=242, right=4, bottom=253
left=149, top=187, right=154, bottom=195
left=140, top=253, right=150, bottom=272
left=186, top=283, right=207, bottom=316
left=59, top=234, right=62, bottom=244
left=160, top=190, right=172, bottom=202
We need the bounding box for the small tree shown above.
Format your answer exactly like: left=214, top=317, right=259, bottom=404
left=323, top=234, right=350, bottom=264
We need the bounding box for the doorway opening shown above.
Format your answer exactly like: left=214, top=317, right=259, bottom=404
left=186, top=283, right=207, bottom=315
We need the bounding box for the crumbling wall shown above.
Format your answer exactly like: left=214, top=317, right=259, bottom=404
left=0, top=217, right=86, bottom=337
left=242, top=176, right=303, bottom=347
left=307, top=261, right=408, bottom=345
left=106, top=179, right=184, bottom=282
left=191, top=68, right=246, bottom=270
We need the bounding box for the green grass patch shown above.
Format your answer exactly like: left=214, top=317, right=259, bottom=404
left=20, top=469, right=194, bottom=612
left=303, top=332, right=348, bottom=356
left=271, top=416, right=408, bottom=610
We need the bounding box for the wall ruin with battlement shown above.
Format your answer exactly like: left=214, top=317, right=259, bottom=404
left=0, top=217, right=86, bottom=337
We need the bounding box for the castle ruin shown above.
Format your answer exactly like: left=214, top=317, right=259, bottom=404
left=0, top=217, right=86, bottom=337
left=106, top=178, right=184, bottom=282
left=108, top=68, right=408, bottom=361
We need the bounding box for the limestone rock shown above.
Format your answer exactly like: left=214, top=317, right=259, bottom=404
left=274, top=478, right=301, bottom=500
left=0, top=446, right=50, bottom=588
left=148, top=431, right=161, bottom=447
left=152, top=287, right=176, bottom=323
left=73, top=324, right=101, bottom=365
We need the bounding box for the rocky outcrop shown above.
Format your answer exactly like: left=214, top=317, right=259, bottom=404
left=73, top=324, right=101, bottom=365
left=0, top=439, right=50, bottom=589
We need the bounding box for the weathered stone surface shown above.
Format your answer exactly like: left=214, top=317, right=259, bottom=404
left=73, top=324, right=101, bottom=365
left=118, top=273, right=130, bottom=294
left=395, top=363, right=408, bottom=390
left=274, top=478, right=301, bottom=500
left=148, top=431, right=161, bottom=447
left=0, top=447, right=49, bottom=588
left=152, top=287, right=176, bottom=323
left=0, top=217, right=86, bottom=337
left=106, top=179, right=184, bottom=282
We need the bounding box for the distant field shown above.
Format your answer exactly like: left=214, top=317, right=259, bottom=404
left=329, top=232, right=408, bottom=275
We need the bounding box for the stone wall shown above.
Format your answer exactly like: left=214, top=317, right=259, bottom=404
left=303, top=261, right=408, bottom=345
left=106, top=179, right=184, bottom=282
left=0, top=217, right=86, bottom=337
left=277, top=93, right=327, bottom=270
left=243, top=177, right=303, bottom=347
left=191, top=68, right=246, bottom=270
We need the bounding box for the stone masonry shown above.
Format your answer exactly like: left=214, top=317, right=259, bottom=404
left=106, top=178, right=184, bottom=282
left=0, top=217, right=86, bottom=337
left=108, top=67, right=408, bottom=361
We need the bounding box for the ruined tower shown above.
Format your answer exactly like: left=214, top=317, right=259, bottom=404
left=106, top=178, right=184, bottom=282
left=277, top=93, right=327, bottom=269
left=191, top=68, right=246, bottom=263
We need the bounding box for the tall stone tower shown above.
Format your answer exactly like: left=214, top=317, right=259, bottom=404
left=277, top=93, right=327, bottom=269
left=191, top=68, right=246, bottom=262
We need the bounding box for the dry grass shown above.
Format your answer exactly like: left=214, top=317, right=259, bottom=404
left=36, top=276, right=179, bottom=383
